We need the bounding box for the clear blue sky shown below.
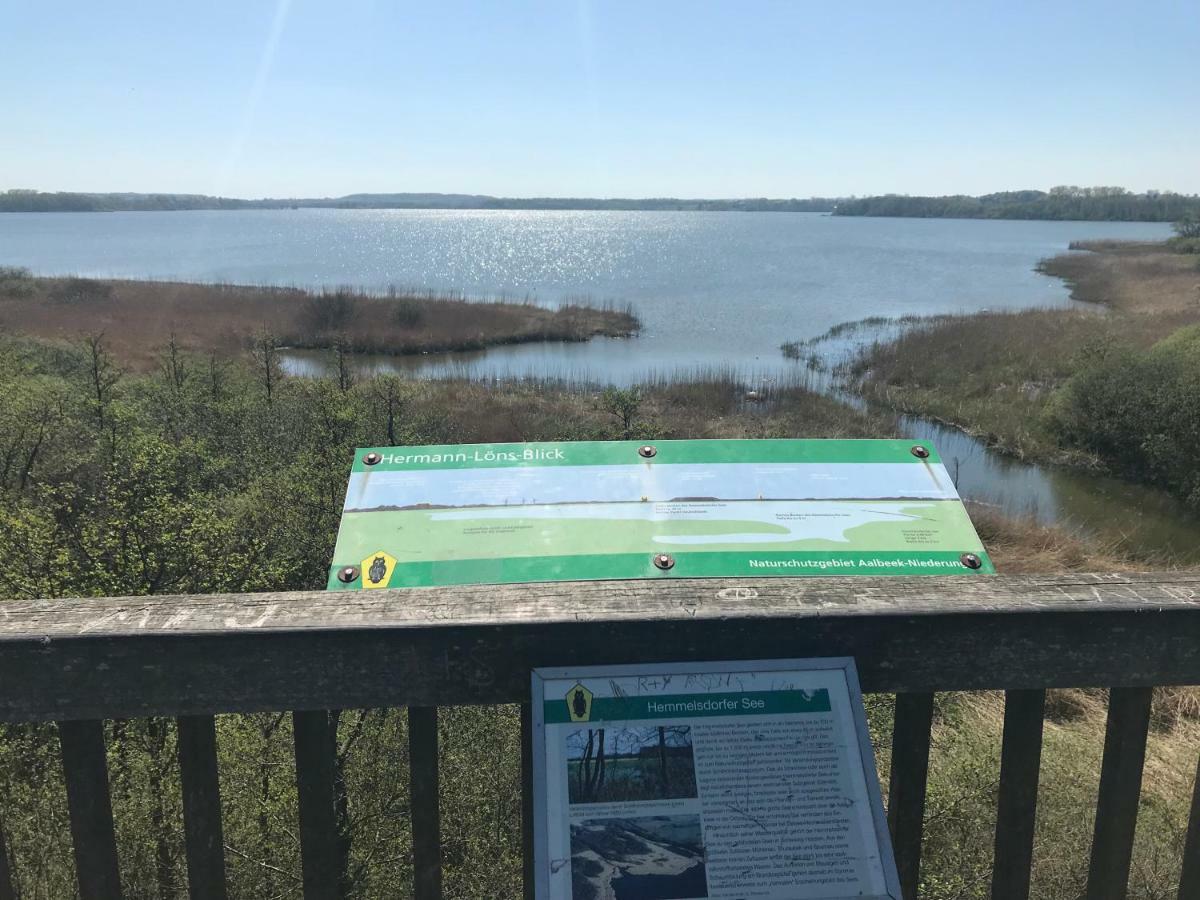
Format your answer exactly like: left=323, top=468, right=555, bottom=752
left=3, top=0, right=1197, bottom=198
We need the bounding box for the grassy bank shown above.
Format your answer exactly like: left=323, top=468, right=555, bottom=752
left=831, top=242, right=1200, bottom=481
left=0, top=268, right=639, bottom=369
left=0, top=331, right=1195, bottom=898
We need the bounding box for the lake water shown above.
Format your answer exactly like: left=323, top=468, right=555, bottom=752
left=2, top=209, right=1194, bottom=559
left=0, top=209, right=1173, bottom=382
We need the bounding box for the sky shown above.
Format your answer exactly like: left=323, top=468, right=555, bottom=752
left=2, top=1, right=1198, bottom=198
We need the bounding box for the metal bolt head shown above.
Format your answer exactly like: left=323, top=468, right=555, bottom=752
left=653, top=553, right=675, bottom=571
left=337, top=565, right=360, bottom=583
left=363, top=451, right=382, bottom=466
left=960, top=553, right=983, bottom=570
left=638, top=445, right=657, bottom=459
left=910, top=445, right=930, bottom=459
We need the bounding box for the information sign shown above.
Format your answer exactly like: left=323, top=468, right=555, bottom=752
left=328, top=439, right=992, bottom=589
left=531, top=658, right=900, bottom=899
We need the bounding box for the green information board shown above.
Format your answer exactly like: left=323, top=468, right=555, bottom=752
left=327, top=439, right=993, bottom=589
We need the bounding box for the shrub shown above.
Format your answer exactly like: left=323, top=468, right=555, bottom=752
left=48, top=277, right=113, bottom=304
left=303, top=289, right=359, bottom=333
left=1045, top=324, right=1200, bottom=505
left=0, top=266, right=36, bottom=298
left=391, top=297, right=424, bottom=328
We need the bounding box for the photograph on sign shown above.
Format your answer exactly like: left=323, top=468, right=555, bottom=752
left=531, top=659, right=900, bottom=900
left=329, top=439, right=993, bottom=589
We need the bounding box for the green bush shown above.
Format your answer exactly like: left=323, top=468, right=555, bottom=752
left=0, top=266, right=37, bottom=298
left=1046, top=324, right=1200, bottom=505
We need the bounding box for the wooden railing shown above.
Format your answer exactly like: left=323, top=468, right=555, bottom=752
left=2, top=572, right=1200, bottom=899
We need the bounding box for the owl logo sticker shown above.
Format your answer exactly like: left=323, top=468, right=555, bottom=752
left=360, top=550, right=397, bottom=589
left=566, top=683, right=593, bottom=722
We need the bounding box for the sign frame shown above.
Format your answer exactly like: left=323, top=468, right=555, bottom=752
left=531, top=657, right=902, bottom=900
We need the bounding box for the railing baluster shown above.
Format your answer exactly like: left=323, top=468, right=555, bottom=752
left=520, top=703, right=534, bottom=900
left=177, top=715, right=228, bottom=900
left=0, top=814, right=15, bottom=900
left=1176, top=753, right=1200, bottom=900
left=991, top=689, right=1046, bottom=900
left=408, top=706, right=442, bottom=900
left=58, top=719, right=121, bottom=900
left=888, top=692, right=935, bottom=900
left=293, top=710, right=341, bottom=900
left=1085, top=686, right=1153, bottom=900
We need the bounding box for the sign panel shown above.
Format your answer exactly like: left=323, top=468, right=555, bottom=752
left=532, top=659, right=901, bottom=900
left=328, top=439, right=993, bottom=589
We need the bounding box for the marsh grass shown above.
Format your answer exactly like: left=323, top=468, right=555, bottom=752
left=0, top=275, right=640, bottom=369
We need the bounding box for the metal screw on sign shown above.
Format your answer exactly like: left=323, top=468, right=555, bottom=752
left=910, top=445, right=930, bottom=459
left=960, top=553, right=983, bottom=570
left=363, top=451, right=382, bottom=466
left=337, top=566, right=360, bottom=583
left=653, top=553, right=675, bottom=571
left=638, top=445, right=657, bottom=459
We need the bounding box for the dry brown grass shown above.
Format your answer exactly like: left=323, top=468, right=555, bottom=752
left=1040, top=241, right=1200, bottom=313
left=0, top=276, right=639, bottom=370
left=852, top=241, right=1200, bottom=465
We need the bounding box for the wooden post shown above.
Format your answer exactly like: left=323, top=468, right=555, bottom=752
left=521, top=703, right=535, bottom=900
left=58, top=719, right=122, bottom=900
left=991, top=689, right=1046, bottom=900
left=888, top=692, right=935, bottom=899
left=293, top=710, right=341, bottom=900
left=1085, top=687, right=1153, bottom=900
left=0, top=813, right=16, bottom=900
left=408, top=706, right=442, bottom=900
left=1175, top=753, right=1200, bottom=900
left=177, top=715, right=228, bottom=900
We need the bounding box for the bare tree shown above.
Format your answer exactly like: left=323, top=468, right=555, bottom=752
left=83, top=333, right=121, bottom=430
left=158, top=332, right=188, bottom=391
left=250, top=329, right=282, bottom=405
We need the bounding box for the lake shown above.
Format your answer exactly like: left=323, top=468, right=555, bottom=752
left=2, top=209, right=1193, bottom=559
left=0, top=209, right=1173, bottom=382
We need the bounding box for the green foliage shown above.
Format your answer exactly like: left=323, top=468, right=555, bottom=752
left=599, top=386, right=646, bottom=439
left=835, top=187, right=1200, bottom=222
left=1172, top=212, right=1200, bottom=240
left=0, top=265, right=36, bottom=298
left=1045, top=325, right=1200, bottom=506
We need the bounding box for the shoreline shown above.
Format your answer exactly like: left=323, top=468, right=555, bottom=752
left=821, top=239, right=1200, bottom=501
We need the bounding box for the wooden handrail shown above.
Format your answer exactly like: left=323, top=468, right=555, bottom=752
left=1, top=572, right=1199, bottom=722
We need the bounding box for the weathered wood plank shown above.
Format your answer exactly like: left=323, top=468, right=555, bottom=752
left=520, top=703, right=534, bottom=900
left=0, top=815, right=15, bottom=900
left=177, top=715, right=228, bottom=900
left=58, top=719, right=122, bottom=900
left=3, top=574, right=1200, bottom=721
left=889, top=692, right=934, bottom=899
left=1180, top=753, right=1200, bottom=900
left=408, top=706, right=442, bottom=900
left=991, top=689, right=1046, bottom=900
left=1085, top=687, right=1153, bottom=900
left=5, top=573, right=1200, bottom=638
left=293, top=710, right=341, bottom=900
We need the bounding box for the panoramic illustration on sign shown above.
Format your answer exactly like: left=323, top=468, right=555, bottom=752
left=532, top=659, right=901, bottom=900
left=328, top=439, right=993, bottom=589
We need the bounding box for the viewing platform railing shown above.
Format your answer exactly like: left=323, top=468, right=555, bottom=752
left=1, top=572, right=1199, bottom=899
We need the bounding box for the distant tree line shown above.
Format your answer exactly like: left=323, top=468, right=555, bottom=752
left=0, top=189, right=837, bottom=213
left=833, top=187, right=1200, bottom=222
